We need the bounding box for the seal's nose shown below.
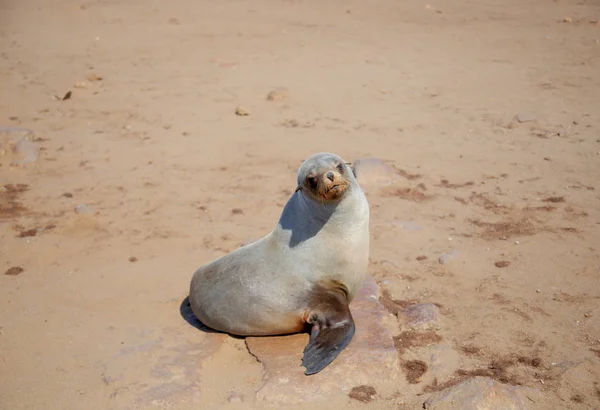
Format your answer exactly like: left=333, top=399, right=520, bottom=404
left=326, top=171, right=335, bottom=181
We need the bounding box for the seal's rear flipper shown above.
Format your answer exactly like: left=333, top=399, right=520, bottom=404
left=301, top=287, right=355, bottom=375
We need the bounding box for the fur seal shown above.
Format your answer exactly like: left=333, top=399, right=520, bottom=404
left=189, top=152, right=370, bottom=375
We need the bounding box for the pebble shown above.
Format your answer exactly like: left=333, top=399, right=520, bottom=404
left=515, top=113, right=535, bottom=123
left=235, top=106, right=250, bottom=116
left=495, top=260, right=510, bottom=268
left=438, top=250, right=458, bottom=264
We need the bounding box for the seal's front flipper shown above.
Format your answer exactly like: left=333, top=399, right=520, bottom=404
left=301, top=287, right=355, bottom=375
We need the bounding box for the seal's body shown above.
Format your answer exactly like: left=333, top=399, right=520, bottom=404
left=189, top=152, right=369, bottom=374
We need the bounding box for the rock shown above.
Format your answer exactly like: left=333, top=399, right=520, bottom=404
left=516, top=113, right=535, bottom=123
left=423, top=376, right=541, bottom=410
left=235, top=106, right=250, bottom=116
left=103, top=324, right=225, bottom=408
left=246, top=275, right=399, bottom=405
left=438, top=250, right=459, bottom=265
left=351, top=158, right=400, bottom=190
left=402, top=303, right=441, bottom=331
left=266, top=87, right=289, bottom=101
left=495, top=260, right=510, bottom=268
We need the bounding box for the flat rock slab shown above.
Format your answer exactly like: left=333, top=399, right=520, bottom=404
left=102, top=315, right=225, bottom=408
left=423, top=376, right=541, bottom=410
left=246, top=275, right=399, bottom=405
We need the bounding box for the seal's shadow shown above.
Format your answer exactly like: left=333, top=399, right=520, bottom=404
left=279, top=192, right=337, bottom=248
left=179, top=296, right=244, bottom=339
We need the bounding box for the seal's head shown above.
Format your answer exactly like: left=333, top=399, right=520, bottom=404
left=296, top=153, right=354, bottom=203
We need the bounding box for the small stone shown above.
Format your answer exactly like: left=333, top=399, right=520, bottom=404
left=563, top=16, right=573, bottom=23
left=128, top=256, right=138, bottom=263
left=515, top=113, right=535, bottom=123
left=74, top=204, right=94, bottom=214
left=416, top=255, right=428, bottom=261
left=438, top=250, right=458, bottom=265
left=231, top=208, right=244, bottom=215
left=235, top=106, right=250, bottom=116
left=403, top=303, right=442, bottom=330
left=227, top=391, right=244, bottom=403
left=62, top=192, right=73, bottom=198
left=423, top=376, right=542, bottom=409
left=495, top=260, right=510, bottom=268
left=5, top=266, right=24, bottom=276
left=266, top=87, right=289, bottom=101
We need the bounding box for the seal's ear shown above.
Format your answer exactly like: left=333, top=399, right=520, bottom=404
left=346, top=162, right=357, bottom=178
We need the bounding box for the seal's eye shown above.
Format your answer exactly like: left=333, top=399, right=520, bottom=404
left=306, top=176, right=318, bottom=189
left=336, top=163, right=344, bottom=173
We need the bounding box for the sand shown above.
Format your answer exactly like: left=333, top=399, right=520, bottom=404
left=1, top=0, right=599, bottom=409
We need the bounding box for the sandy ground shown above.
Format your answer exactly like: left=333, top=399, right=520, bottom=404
left=1, top=0, right=600, bottom=409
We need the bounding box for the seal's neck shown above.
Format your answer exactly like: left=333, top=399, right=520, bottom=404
left=275, top=187, right=367, bottom=247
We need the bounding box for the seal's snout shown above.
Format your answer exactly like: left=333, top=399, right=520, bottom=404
left=326, top=172, right=335, bottom=182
